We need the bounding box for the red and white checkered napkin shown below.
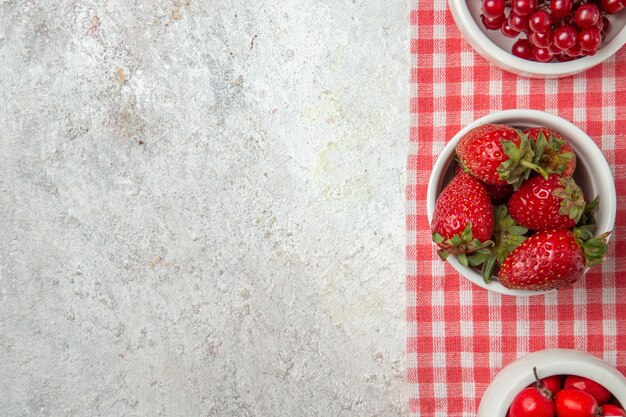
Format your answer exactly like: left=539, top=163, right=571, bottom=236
left=407, top=1, right=626, bottom=415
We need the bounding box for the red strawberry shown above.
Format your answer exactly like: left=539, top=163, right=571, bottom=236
left=498, top=227, right=610, bottom=291
left=486, top=183, right=515, bottom=205
left=524, top=127, right=576, bottom=178
left=507, top=174, right=587, bottom=231
left=431, top=171, right=494, bottom=265
left=456, top=123, right=546, bottom=188
left=455, top=163, right=514, bottom=205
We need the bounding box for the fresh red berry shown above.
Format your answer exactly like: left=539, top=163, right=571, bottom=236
left=530, top=10, right=553, bottom=33
left=513, top=0, right=538, bottom=15
left=601, top=0, right=624, bottom=13
left=510, top=389, right=555, bottom=417
left=534, top=46, right=554, bottom=62
left=549, top=43, right=562, bottom=54
left=431, top=172, right=494, bottom=260
left=482, top=0, right=507, bottom=18
left=556, top=52, right=577, bottom=61
left=507, top=175, right=586, bottom=231
left=563, top=376, right=612, bottom=405
left=513, top=38, right=535, bottom=60
left=530, top=30, right=555, bottom=47
left=551, top=0, right=574, bottom=18
left=554, top=25, right=578, bottom=50
left=600, top=16, right=610, bottom=34
left=503, top=21, right=522, bottom=37
left=541, top=375, right=563, bottom=395
left=555, top=389, right=601, bottom=417
left=579, top=27, right=602, bottom=51
left=482, top=13, right=507, bottom=30
left=509, top=11, right=531, bottom=31
left=601, top=404, right=626, bottom=417
left=498, top=228, right=610, bottom=291
left=565, top=41, right=583, bottom=57
left=456, top=124, right=536, bottom=187
left=574, top=4, right=601, bottom=28
left=528, top=374, right=564, bottom=395
left=486, top=183, right=515, bottom=205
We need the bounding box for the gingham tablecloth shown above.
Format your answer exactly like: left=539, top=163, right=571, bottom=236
left=407, top=1, right=626, bottom=415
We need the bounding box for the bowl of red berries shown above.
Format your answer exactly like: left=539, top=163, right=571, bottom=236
left=478, top=349, right=626, bottom=417
left=448, top=0, right=626, bottom=77
left=426, top=109, right=616, bottom=296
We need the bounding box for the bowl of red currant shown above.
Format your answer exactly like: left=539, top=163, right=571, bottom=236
left=448, top=0, right=626, bottom=77
left=478, top=349, right=626, bottom=417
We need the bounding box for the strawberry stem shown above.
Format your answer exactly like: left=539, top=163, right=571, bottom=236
left=520, top=160, right=549, bottom=179
left=533, top=367, right=553, bottom=399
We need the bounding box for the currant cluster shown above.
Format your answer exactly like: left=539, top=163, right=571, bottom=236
left=480, top=0, right=625, bottom=62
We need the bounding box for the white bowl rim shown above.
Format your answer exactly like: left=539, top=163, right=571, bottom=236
left=448, top=0, right=626, bottom=78
left=426, top=109, right=616, bottom=297
left=478, top=349, right=626, bottom=417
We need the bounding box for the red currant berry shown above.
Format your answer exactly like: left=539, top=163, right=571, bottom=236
left=601, top=0, right=624, bottom=13
left=600, top=16, right=610, bottom=34
left=481, top=13, right=507, bottom=30
left=548, top=43, right=562, bottom=53
left=533, top=47, right=554, bottom=62
left=509, top=11, right=531, bottom=31
left=502, top=21, right=521, bottom=37
left=579, top=27, right=602, bottom=51
left=574, top=4, right=601, bottom=28
left=529, top=30, right=554, bottom=47
left=554, top=25, right=578, bottom=50
left=513, top=0, right=538, bottom=15
left=512, top=38, right=535, bottom=59
left=482, top=0, right=507, bottom=18
left=529, top=10, right=553, bottom=33
left=550, top=0, right=573, bottom=18
left=565, top=41, right=583, bottom=56
left=556, top=52, right=576, bottom=61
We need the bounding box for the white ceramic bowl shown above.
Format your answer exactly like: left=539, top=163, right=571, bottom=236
left=448, top=0, right=626, bottom=78
left=426, top=109, right=616, bottom=296
left=478, top=349, right=626, bottom=417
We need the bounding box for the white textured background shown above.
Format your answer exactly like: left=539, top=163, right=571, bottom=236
left=0, top=1, right=409, bottom=416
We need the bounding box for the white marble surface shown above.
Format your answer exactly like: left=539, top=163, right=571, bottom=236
left=0, top=1, right=409, bottom=416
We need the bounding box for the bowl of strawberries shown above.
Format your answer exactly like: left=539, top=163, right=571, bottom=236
left=478, top=349, right=626, bottom=417
left=426, top=109, right=615, bottom=296
left=448, top=0, right=626, bottom=77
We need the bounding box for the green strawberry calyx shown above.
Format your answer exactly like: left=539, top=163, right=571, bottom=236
left=532, top=130, right=575, bottom=176
left=432, top=223, right=493, bottom=267
left=577, top=196, right=599, bottom=227
left=552, top=177, right=586, bottom=224
left=573, top=225, right=611, bottom=267
left=497, top=132, right=549, bottom=190
left=480, top=205, right=528, bottom=284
